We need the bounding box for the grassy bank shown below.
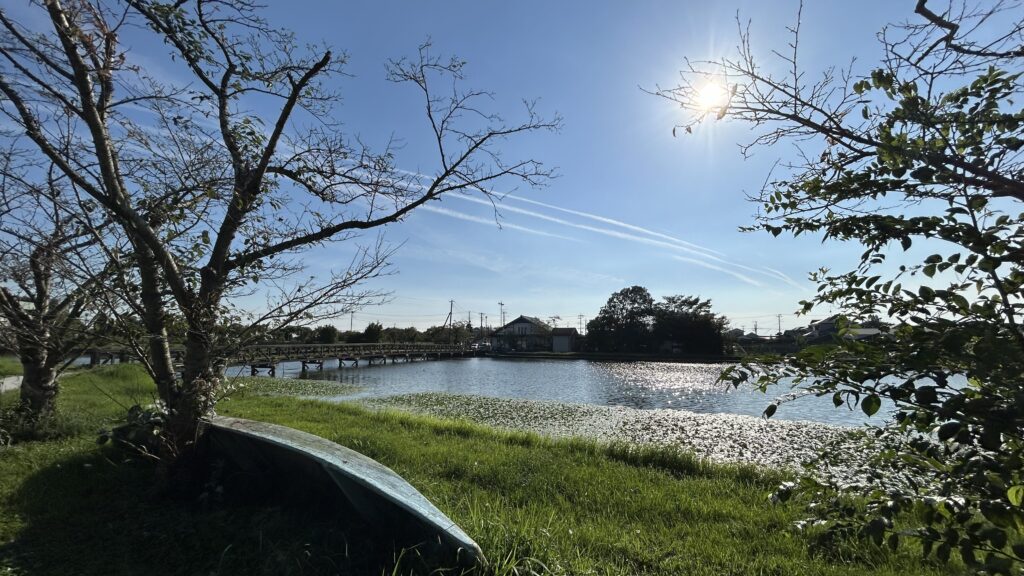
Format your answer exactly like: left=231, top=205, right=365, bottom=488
left=0, top=357, right=22, bottom=377
left=1, top=367, right=951, bottom=575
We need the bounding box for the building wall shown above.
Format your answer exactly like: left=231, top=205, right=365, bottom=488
left=552, top=335, right=573, bottom=353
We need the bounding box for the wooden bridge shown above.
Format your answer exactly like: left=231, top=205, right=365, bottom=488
left=237, top=343, right=476, bottom=376
left=86, top=342, right=478, bottom=376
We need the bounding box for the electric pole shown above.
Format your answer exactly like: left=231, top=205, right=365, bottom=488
left=349, top=311, right=354, bottom=332
left=449, top=300, right=455, bottom=344
left=777, top=314, right=782, bottom=337
left=754, top=320, right=758, bottom=336
left=498, top=301, right=505, bottom=327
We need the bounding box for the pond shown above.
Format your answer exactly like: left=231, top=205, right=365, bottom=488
left=238, top=357, right=896, bottom=427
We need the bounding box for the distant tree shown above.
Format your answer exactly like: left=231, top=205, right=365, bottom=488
left=382, top=326, right=420, bottom=343
left=421, top=321, right=472, bottom=345
left=586, top=286, right=655, bottom=352
left=662, top=1, right=1024, bottom=570
left=362, top=322, right=384, bottom=344
left=651, top=295, right=727, bottom=356
left=338, top=330, right=361, bottom=343
left=310, top=325, right=340, bottom=344
left=0, top=158, right=109, bottom=420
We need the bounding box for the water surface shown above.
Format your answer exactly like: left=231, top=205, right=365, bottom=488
left=251, top=357, right=893, bottom=427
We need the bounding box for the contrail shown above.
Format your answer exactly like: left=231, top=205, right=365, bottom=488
left=759, top=265, right=806, bottom=291
left=419, top=205, right=578, bottom=241
left=451, top=194, right=726, bottom=261
left=503, top=193, right=725, bottom=257
left=404, top=170, right=804, bottom=291
left=672, top=255, right=764, bottom=287
left=395, top=167, right=723, bottom=257
left=450, top=195, right=809, bottom=290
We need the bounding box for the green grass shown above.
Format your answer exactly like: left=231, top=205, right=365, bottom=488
left=225, top=374, right=362, bottom=398
left=0, top=365, right=953, bottom=575
left=0, top=356, right=22, bottom=377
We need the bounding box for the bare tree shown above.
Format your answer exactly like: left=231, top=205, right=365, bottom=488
left=0, top=0, right=558, bottom=464
left=0, top=154, right=108, bottom=418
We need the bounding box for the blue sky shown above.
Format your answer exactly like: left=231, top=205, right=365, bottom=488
left=262, top=1, right=919, bottom=334
left=6, top=0, right=921, bottom=334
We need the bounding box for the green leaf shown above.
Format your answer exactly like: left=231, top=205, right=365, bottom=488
left=763, top=404, right=777, bottom=419
left=1008, top=485, right=1024, bottom=507
left=938, top=421, right=961, bottom=441
left=862, top=394, right=881, bottom=416
left=901, top=237, right=912, bottom=250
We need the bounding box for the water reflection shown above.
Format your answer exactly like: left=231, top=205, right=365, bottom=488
left=235, top=357, right=898, bottom=427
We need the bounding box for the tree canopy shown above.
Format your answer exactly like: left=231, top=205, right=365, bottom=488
left=586, top=286, right=727, bottom=355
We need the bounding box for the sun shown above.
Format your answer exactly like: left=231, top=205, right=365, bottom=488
left=693, top=81, right=730, bottom=113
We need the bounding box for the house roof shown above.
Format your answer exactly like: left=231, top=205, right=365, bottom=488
left=502, top=315, right=550, bottom=329
left=809, top=314, right=841, bottom=327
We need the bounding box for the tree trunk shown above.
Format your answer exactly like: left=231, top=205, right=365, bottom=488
left=136, top=243, right=177, bottom=399
left=19, top=351, right=58, bottom=417
left=162, top=306, right=221, bottom=461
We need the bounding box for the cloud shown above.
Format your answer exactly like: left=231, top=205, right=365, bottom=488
left=672, top=255, right=764, bottom=287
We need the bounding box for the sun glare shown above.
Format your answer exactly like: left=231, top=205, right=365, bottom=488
left=694, top=81, right=730, bottom=113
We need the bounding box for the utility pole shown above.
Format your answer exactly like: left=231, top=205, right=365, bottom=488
left=349, top=311, right=354, bottom=332
left=498, top=302, right=505, bottom=327
left=753, top=320, right=758, bottom=336
left=777, top=314, right=783, bottom=337
left=577, top=314, right=584, bottom=333
left=448, top=299, right=455, bottom=344
left=479, top=312, right=484, bottom=335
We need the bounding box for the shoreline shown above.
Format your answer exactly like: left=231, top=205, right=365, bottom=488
left=485, top=351, right=742, bottom=363
left=361, top=392, right=860, bottom=471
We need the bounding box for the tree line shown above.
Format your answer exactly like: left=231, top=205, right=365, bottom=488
left=280, top=321, right=476, bottom=346
left=585, top=286, right=728, bottom=356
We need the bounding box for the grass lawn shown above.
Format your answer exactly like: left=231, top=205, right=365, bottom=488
left=0, top=366, right=954, bottom=575
left=0, top=357, right=22, bottom=377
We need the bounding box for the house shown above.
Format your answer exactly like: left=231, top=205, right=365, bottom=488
left=846, top=327, right=883, bottom=340
left=491, top=315, right=551, bottom=351
left=804, top=315, right=841, bottom=341
left=551, top=327, right=579, bottom=353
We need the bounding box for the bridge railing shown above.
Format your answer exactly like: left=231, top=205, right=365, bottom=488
left=84, top=341, right=472, bottom=367
left=233, top=342, right=469, bottom=362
